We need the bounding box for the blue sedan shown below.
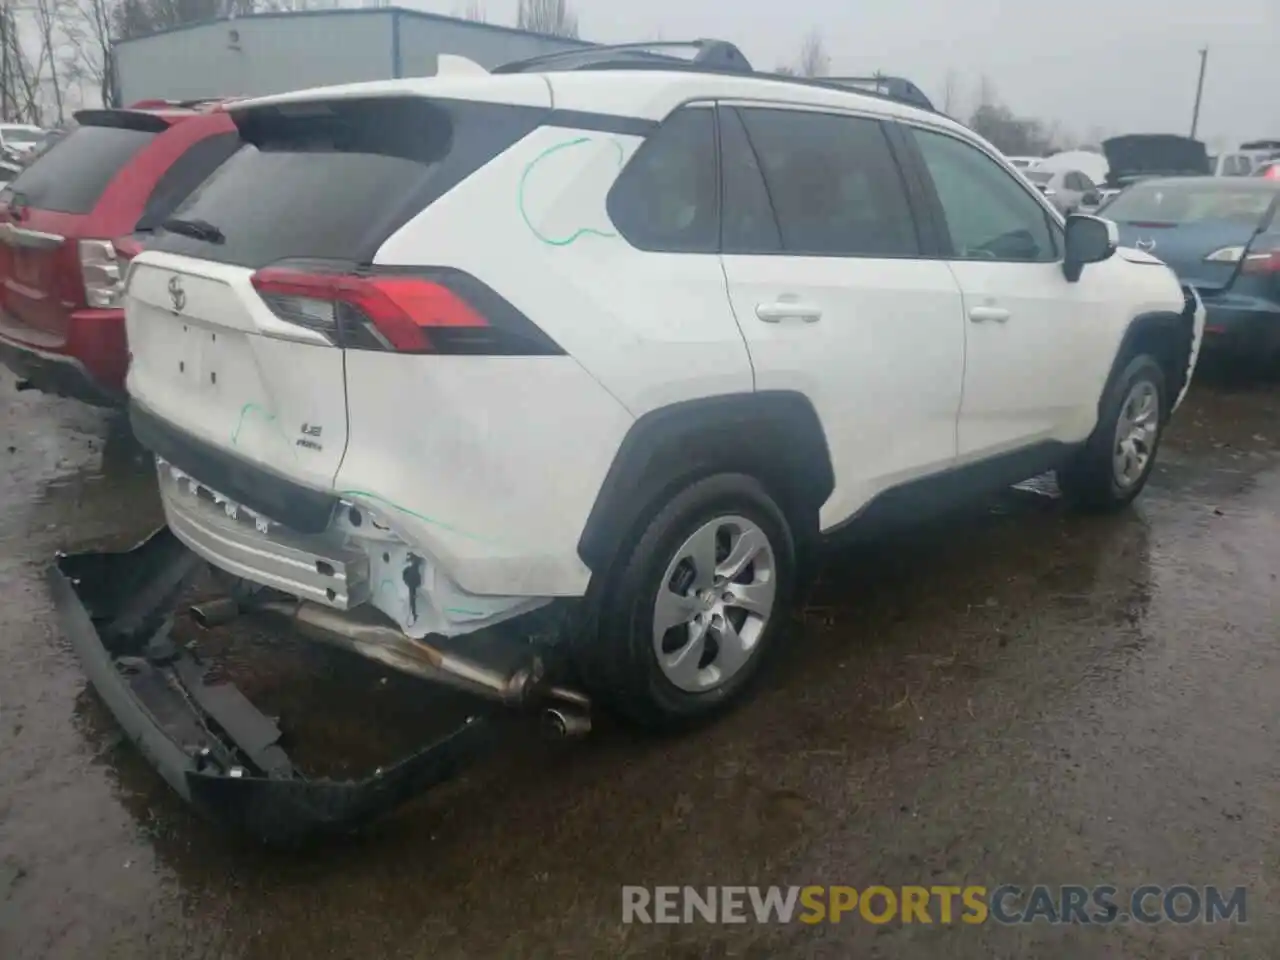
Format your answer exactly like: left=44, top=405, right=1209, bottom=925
left=1100, top=177, right=1280, bottom=369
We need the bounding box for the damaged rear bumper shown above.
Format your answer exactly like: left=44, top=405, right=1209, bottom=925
left=51, top=527, right=495, bottom=843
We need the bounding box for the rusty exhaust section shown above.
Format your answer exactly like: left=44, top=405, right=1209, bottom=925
left=190, top=596, right=591, bottom=729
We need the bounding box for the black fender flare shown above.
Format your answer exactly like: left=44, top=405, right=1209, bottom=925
left=576, top=391, right=835, bottom=573
left=1101, top=304, right=1195, bottom=420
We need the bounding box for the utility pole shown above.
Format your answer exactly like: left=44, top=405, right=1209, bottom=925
left=1190, top=46, right=1208, bottom=139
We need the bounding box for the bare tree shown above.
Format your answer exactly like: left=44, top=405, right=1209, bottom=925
left=940, top=69, right=961, bottom=117
left=1, top=4, right=48, bottom=124
left=33, top=0, right=66, bottom=124
left=516, top=0, right=578, bottom=39
left=797, top=28, right=828, bottom=78
left=967, top=78, right=1063, bottom=156
left=63, top=0, right=116, bottom=109
left=454, top=0, right=486, bottom=21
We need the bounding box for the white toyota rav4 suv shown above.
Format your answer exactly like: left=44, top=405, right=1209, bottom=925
left=121, top=42, right=1203, bottom=731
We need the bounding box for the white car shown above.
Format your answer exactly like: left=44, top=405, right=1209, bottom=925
left=117, top=42, right=1203, bottom=737
left=1004, top=155, right=1043, bottom=170
left=1022, top=167, right=1103, bottom=214
left=0, top=122, right=44, bottom=157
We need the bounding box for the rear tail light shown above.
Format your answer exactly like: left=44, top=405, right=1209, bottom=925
left=1240, top=250, right=1280, bottom=274
left=1206, top=245, right=1280, bottom=274
left=249, top=267, right=563, bottom=356
left=1204, top=246, right=1245, bottom=264
left=78, top=239, right=122, bottom=308
left=1203, top=246, right=1280, bottom=272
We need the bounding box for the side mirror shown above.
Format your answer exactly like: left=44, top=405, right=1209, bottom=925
left=1062, top=214, right=1117, bottom=282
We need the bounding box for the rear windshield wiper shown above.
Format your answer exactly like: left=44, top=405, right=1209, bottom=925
left=161, top=216, right=225, bottom=245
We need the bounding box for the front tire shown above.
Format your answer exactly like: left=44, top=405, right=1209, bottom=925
left=1058, top=353, right=1167, bottom=511
left=575, top=474, right=796, bottom=730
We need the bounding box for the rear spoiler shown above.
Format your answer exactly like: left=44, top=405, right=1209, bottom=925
left=72, top=109, right=170, bottom=133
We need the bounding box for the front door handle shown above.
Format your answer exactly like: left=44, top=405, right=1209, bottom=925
left=968, top=306, right=1010, bottom=323
left=755, top=301, right=823, bottom=323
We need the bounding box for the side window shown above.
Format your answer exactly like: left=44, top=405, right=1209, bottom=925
left=136, top=132, right=242, bottom=231
left=910, top=127, right=1058, bottom=262
left=719, top=107, right=781, bottom=253
left=1077, top=173, right=1097, bottom=192
left=1064, top=172, right=1083, bottom=191
left=735, top=107, right=920, bottom=257
left=1222, top=155, right=1252, bottom=177
left=608, top=106, right=718, bottom=253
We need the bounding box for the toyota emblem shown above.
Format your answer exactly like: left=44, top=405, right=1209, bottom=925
left=168, top=275, right=186, bottom=313
left=1135, top=238, right=1157, bottom=252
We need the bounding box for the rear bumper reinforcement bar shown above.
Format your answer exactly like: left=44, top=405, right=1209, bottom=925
left=51, top=527, right=495, bottom=843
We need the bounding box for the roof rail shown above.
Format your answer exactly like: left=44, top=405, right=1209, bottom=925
left=494, top=38, right=935, bottom=113
left=822, top=75, right=936, bottom=112
left=494, top=39, right=753, bottom=75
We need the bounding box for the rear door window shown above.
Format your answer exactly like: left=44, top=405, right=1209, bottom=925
left=147, top=97, right=544, bottom=268
left=718, top=106, right=782, bottom=253
left=734, top=107, right=921, bottom=257
left=6, top=123, right=157, bottom=214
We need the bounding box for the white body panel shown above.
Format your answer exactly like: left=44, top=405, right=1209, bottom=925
left=126, top=251, right=350, bottom=491
left=336, top=352, right=633, bottom=597
left=720, top=254, right=965, bottom=529
left=121, top=65, right=1196, bottom=645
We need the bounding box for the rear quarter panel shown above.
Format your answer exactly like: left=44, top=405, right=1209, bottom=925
left=359, top=123, right=756, bottom=596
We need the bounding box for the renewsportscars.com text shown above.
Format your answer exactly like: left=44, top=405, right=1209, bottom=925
left=622, top=885, right=1248, bottom=925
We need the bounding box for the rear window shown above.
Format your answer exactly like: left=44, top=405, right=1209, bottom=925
left=7, top=124, right=156, bottom=214
left=147, top=97, right=544, bottom=268
left=1103, top=181, right=1278, bottom=224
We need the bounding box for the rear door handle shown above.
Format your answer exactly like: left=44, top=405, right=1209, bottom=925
left=968, top=306, right=1010, bottom=323
left=755, top=301, right=823, bottom=323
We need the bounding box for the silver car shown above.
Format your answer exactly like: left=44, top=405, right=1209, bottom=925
left=1023, top=168, right=1101, bottom=214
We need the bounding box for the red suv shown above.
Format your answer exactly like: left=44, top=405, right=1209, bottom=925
left=0, top=100, right=239, bottom=405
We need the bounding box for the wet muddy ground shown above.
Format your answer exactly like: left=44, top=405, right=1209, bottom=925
left=2, top=372, right=1279, bottom=959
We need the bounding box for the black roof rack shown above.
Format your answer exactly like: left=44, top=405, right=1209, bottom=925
left=822, top=75, right=936, bottom=112
left=494, top=38, right=935, bottom=113
left=494, top=40, right=753, bottom=76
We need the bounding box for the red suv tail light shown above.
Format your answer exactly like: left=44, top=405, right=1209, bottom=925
left=249, top=267, right=563, bottom=356
left=78, top=239, right=124, bottom=308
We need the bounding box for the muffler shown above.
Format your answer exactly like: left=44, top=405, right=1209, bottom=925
left=201, top=597, right=589, bottom=714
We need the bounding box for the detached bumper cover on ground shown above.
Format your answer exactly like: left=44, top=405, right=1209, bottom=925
left=50, top=527, right=493, bottom=842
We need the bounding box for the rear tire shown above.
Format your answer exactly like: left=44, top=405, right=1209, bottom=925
left=1058, top=353, right=1167, bottom=511
left=574, top=474, right=796, bottom=730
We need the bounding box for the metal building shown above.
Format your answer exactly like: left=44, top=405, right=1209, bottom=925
left=110, top=7, right=593, bottom=106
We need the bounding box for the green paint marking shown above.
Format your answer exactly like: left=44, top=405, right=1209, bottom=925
left=517, top=136, right=626, bottom=247
left=230, top=402, right=273, bottom=445
left=338, top=489, right=502, bottom=545
left=230, top=402, right=298, bottom=460
left=445, top=607, right=487, bottom=617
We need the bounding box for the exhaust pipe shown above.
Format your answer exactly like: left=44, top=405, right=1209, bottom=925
left=542, top=706, right=592, bottom=739
left=190, top=596, right=241, bottom=628
left=253, top=599, right=590, bottom=713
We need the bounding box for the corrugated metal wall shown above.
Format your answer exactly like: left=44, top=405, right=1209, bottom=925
left=112, top=9, right=592, bottom=106
left=394, top=14, right=585, bottom=78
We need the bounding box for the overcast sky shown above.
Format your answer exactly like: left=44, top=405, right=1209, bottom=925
left=409, top=0, right=1279, bottom=148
